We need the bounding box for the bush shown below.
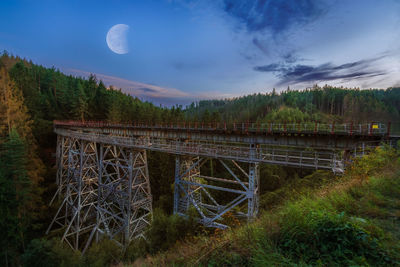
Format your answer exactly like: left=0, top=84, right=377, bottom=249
left=146, top=208, right=198, bottom=254
left=277, top=211, right=394, bottom=265
left=84, top=239, right=121, bottom=267
left=349, top=146, right=397, bottom=181
left=124, top=237, right=148, bottom=263
left=22, top=239, right=81, bottom=267
left=208, top=251, right=250, bottom=266
left=22, top=239, right=58, bottom=267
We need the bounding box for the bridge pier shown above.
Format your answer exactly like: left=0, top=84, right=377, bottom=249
left=174, top=156, right=202, bottom=215
left=247, top=162, right=260, bottom=219
left=47, top=136, right=152, bottom=252
left=94, top=144, right=152, bottom=248
left=47, top=138, right=99, bottom=251
left=50, top=135, right=71, bottom=205
left=173, top=154, right=260, bottom=228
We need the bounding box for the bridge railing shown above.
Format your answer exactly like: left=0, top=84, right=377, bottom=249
left=54, top=120, right=394, bottom=136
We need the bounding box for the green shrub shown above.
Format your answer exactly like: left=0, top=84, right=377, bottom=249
left=22, top=239, right=58, bottom=267
left=84, top=239, right=121, bottom=267
left=144, top=208, right=199, bottom=254
left=22, top=239, right=81, bottom=267
left=124, top=237, right=148, bottom=263
left=277, top=212, right=394, bottom=265
left=207, top=251, right=250, bottom=266
left=349, top=146, right=397, bottom=181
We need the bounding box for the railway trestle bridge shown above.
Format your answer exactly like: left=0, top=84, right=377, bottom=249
left=47, top=120, right=397, bottom=252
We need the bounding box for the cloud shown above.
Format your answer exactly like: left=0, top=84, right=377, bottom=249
left=65, top=68, right=189, bottom=100
left=223, top=0, right=326, bottom=34
left=135, top=87, right=159, bottom=94
left=252, top=38, right=269, bottom=55
left=282, top=52, right=298, bottom=63
left=63, top=68, right=231, bottom=106
left=254, top=56, right=387, bottom=85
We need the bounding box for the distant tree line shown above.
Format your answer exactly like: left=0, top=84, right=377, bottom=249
left=185, top=86, right=400, bottom=123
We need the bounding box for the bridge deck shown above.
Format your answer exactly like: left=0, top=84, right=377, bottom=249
left=55, top=120, right=392, bottom=135
left=53, top=120, right=397, bottom=173
left=54, top=120, right=395, bottom=150
left=55, top=127, right=344, bottom=171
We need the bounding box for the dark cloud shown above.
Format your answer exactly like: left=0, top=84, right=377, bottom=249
left=282, top=52, right=298, bottom=63
left=252, top=38, right=269, bottom=54
left=136, top=87, right=159, bottom=93
left=254, top=57, right=387, bottom=85
left=223, top=0, right=325, bottom=34
left=254, top=63, right=284, bottom=72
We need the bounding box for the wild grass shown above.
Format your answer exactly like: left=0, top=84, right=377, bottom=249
left=138, top=146, right=400, bottom=266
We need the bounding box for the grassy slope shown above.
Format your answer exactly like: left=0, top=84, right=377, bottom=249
left=134, top=147, right=400, bottom=266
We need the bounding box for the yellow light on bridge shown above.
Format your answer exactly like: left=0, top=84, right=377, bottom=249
left=372, top=124, right=379, bottom=129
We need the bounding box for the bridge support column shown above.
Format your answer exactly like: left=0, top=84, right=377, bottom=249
left=48, top=138, right=152, bottom=252
left=174, top=156, right=202, bottom=215
left=247, top=162, right=260, bottom=220
left=46, top=138, right=99, bottom=251
left=50, top=135, right=71, bottom=205
left=173, top=156, right=260, bottom=228
left=95, top=144, right=152, bottom=248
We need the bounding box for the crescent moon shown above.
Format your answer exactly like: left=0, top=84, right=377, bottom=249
left=106, top=24, right=129, bottom=54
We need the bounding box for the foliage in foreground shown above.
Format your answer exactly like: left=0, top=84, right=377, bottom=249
left=142, top=147, right=400, bottom=266
left=18, top=208, right=201, bottom=266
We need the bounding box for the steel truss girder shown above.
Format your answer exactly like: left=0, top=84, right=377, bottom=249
left=47, top=137, right=153, bottom=253
left=55, top=128, right=345, bottom=173
left=173, top=155, right=260, bottom=229
left=54, top=121, right=392, bottom=150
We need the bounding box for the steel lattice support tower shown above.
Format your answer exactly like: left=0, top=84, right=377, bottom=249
left=174, top=156, right=202, bottom=215
left=50, top=135, right=71, bottom=205
left=173, top=146, right=260, bottom=228
left=47, top=138, right=99, bottom=250
left=94, top=144, right=152, bottom=248
left=47, top=137, right=153, bottom=253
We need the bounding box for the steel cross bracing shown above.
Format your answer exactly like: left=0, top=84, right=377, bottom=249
left=49, top=121, right=394, bottom=251
left=174, top=156, right=260, bottom=229
left=47, top=136, right=152, bottom=253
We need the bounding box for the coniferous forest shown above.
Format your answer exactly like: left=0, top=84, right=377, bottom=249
left=1, top=52, right=400, bottom=266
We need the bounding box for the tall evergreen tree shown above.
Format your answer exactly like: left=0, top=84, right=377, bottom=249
left=0, top=67, right=44, bottom=235
left=71, top=81, right=88, bottom=121
left=0, top=129, right=32, bottom=266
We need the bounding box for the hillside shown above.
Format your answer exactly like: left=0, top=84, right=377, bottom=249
left=137, top=147, right=400, bottom=266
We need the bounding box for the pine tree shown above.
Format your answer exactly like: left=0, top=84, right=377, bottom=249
left=71, top=81, right=88, bottom=121
left=0, top=129, right=32, bottom=266
left=0, top=67, right=44, bottom=234
left=107, top=95, right=122, bottom=122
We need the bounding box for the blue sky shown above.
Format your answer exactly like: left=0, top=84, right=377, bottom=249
left=1, top=0, right=400, bottom=105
